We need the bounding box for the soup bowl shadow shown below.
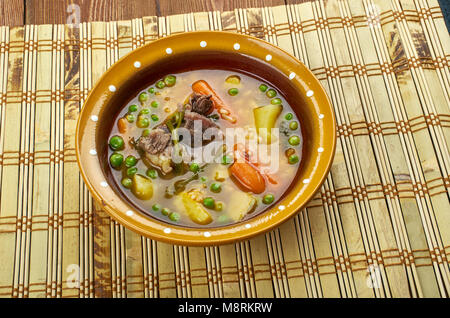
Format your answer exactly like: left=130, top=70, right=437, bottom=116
left=76, top=31, right=336, bottom=246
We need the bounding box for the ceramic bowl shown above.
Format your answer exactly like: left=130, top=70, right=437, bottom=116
left=76, top=31, right=336, bottom=246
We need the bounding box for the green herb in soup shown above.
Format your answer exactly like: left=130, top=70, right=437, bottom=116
left=107, top=70, right=302, bottom=227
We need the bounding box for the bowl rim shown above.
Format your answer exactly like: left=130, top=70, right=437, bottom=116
left=75, top=30, right=337, bottom=246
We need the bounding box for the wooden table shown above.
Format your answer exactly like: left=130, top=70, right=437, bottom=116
left=1, top=0, right=309, bottom=26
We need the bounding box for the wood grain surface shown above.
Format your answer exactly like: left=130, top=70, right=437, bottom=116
left=0, top=0, right=309, bottom=26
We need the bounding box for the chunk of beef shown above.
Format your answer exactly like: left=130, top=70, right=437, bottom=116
left=181, top=110, right=220, bottom=147
left=135, top=102, right=220, bottom=173
left=137, top=128, right=171, bottom=155
left=189, top=93, right=213, bottom=115
left=183, top=110, right=219, bottom=131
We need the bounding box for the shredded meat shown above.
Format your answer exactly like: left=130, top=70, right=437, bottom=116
left=183, top=110, right=218, bottom=131
left=135, top=96, right=220, bottom=173
left=137, top=128, right=171, bottom=155
left=181, top=110, right=220, bottom=146
left=189, top=93, right=213, bottom=115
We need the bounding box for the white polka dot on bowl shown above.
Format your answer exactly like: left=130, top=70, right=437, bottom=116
left=233, top=43, right=240, bottom=50
left=164, top=228, right=171, bottom=234
left=166, top=47, right=173, bottom=54
left=265, top=54, right=272, bottom=61
left=100, top=181, right=108, bottom=187
left=89, top=149, right=97, bottom=155
left=133, top=61, right=141, bottom=68
left=279, top=205, right=286, bottom=211
left=91, top=115, right=98, bottom=122
left=126, top=210, right=133, bottom=216
left=303, top=179, right=310, bottom=184
left=306, top=90, right=314, bottom=97
left=204, top=232, right=211, bottom=237
left=108, top=85, right=116, bottom=92
left=289, top=72, right=296, bottom=80
left=200, top=41, right=207, bottom=47
left=245, top=224, right=251, bottom=229
left=319, top=114, right=325, bottom=119
left=318, top=147, right=324, bottom=153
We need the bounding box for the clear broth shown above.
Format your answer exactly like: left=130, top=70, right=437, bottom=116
left=108, top=69, right=302, bottom=227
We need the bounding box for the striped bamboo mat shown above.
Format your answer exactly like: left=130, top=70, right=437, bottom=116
left=0, top=0, right=449, bottom=298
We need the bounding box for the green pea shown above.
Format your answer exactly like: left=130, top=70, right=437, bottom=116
left=142, top=129, right=150, bottom=137
left=271, top=98, right=282, bottom=105
left=148, top=87, right=155, bottom=94
left=210, top=182, right=221, bottom=193
left=288, top=135, right=300, bottom=146
left=139, top=92, right=148, bottom=102
left=128, top=104, right=138, bottom=112
left=259, top=84, right=268, bottom=92
left=151, top=114, right=159, bottom=122
left=221, top=155, right=233, bottom=165
left=151, top=101, right=159, bottom=108
left=203, top=197, right=215, bottom=209
left=169, top=212, right=180, bottom=222
left=288, top=154, right=299, bottom=164
left=200, top=176, right=208, bottom=182
left=139, top=108, right=150, bottom=115
left=284, top=113, right=293, bottom=120
left=125, top=155, right=137, bottom=168
left=262, top=193, right=275, bottom=204
left=126, top=167, right=137, bottom=177
left=189, top=162, right=200, bottom=173
left=218, top=215, right=229, bottom=223
left=164, top=75, right=176, bottom=87
left=109, top=152, right=123, bottom=169
left=146, top=169, right=158, bottom=179
left=137, top=116, right=150, bottom=128
left=161, top=208, right=170, bottom=216
left=228, top=88, right=239, bottom=96
left=152, top=204, right=161, bottom=211
left=289, top=121, right=299, bottom=130
left=125, top=114, right=135, bottom=123
left=109, top=135, right=124, bottom=151
left=156, top=80, right=165, bottom=89
left=266, top=89, right=277, bottom=98
left=121, top=177, right=132, bottom=189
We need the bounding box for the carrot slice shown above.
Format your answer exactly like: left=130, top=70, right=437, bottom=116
left=233, top=143, right=278, bottom=185
left=230, top=161, right=266, bottom=194
left=117, top=117, right=127, bottom=134
left=192, top=80, right=237, bottom=123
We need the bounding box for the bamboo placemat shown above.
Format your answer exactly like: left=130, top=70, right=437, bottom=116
left=0, top=0, right=449, bottom=298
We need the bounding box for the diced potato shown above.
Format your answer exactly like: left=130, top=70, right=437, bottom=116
left=226, top=192, right=257, bottom=222
left=253, top=104, right=283, bottom=143
left=214, top=165, right=229, bottom=182
left=181, top=192, right=213, bottom=225
left=131, top=174, right=153, bottom=200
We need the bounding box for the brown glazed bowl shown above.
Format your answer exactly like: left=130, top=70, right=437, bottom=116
left=76, top=31, right=336, bottom=246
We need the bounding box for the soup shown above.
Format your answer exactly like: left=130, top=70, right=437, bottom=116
left=107, top=69, right=302, bottom=227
